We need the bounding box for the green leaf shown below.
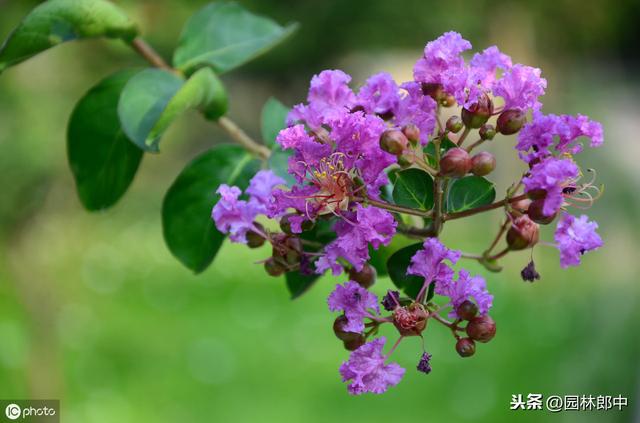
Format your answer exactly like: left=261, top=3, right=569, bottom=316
left=267, top=144, right=296, bottom=185
left=67, top=69, right=143, bottom=210
left=173, top=2, right=299, bottom=74
left=368, top=235, right=415, bottom=277
left=386, top=242, right=424, bottom=299
left=162, top=144, right=260, bottom=273
left=261, top=97, right=289, bottom=148
left=0, top=0, right=137, bottom=73
left=118, top=67, right=228, bottom=152
left=286, top=271, right=320, bottom=299
left=392, top=168, right=434, bottom=210
left=424, top=137, right=457, bottom=168
left=446, top=175, right=496, bottom=213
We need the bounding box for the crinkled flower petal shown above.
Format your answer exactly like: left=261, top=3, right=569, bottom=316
left=407, top=238, right=461, bottom=286
left=436, top=269, right=493, bottom=318
left=522, top=157, right=579, bottom=216
left=554, top=213, right=602, bottom=268
left=328, top=281, right=380, bottom=332
left=211, top=185, right=261, bottom=243
left=493, top=64, right=546, bottom=112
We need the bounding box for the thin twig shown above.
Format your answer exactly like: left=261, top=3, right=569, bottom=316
left=357, top=197, right=433, bottom=218
left=443, top=193, right=528, bottom=221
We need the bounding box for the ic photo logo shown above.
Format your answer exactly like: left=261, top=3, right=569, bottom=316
left=4, top=404, right=20, bottom=420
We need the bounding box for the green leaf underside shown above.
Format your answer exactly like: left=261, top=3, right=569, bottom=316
left=67, top=69, right=143, bottom=211
left=261, top=97, right=289, bottom=148
left=0, top=0, right=137, bottom=73
left=162, top=144, right=260, bottom=273
left=173, top=2, right=298, bottom=74
left=446, top=175, right=496, bottom=213
left=267, top=145, right=296, bottom=185
left=118, top=67, right=227, bottom=152
left=392, top=168, right=434, bottom=210
left=386, top=242, right=424, bottom=299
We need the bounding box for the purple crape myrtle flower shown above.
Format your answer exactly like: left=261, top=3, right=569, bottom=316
left=339, top=337, right=405, bottom=395
left=395, top=82, right=437, bottom=145
left=469, top=46, right=513, bottom=86
left=413, top=31, right=472, bottom=87
left=382, top=290, right=401, bottom=311
left=316, top=205, right=397, bottom=275
left=245, top=170, right=286, bottom=210
left=522, top=156, right=579, bottom=217
left=288, top=69, right=356, bottom=129
left=408, top=238, right=462, bottom=290
left=417, top=352, right=432, bottom=374
left=328, top=281, right=380, bottom=333
left=356, top=72, right=400, bottom=116
left=554, top=213, right=603, bottom=268
left=436, top=270, right=493, bottom=319
left=516, top=113, right=604, bottom=163
left=493, top=64, right=546, bottom=112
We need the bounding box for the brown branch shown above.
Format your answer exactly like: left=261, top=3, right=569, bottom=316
left=443, top=193, right=529, bottom=221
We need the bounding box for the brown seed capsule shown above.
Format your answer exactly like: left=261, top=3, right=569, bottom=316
left=393, top=303, right=428, bottom=336
left=456, top=300, right=478, bottom=321
left=379, top=130, right=409, bottom=155
left=440, top=148, right=472, bottom=178
left=348, top=264, right=377, bottom=289
left=343, top=335, right=366, bottom=351
left=497, top=109, right=526, bottom=135
left=333, top=315, right=362, bottom=342
left=466, top=315, right=496, bottom=343
left=506, top=215, right=540, bottom=250
left=246, top=225, right=266, bottom=249
left=527, top=199, right=558, bottom=224
left=446, top=116, right=464, bottom=133
left=264, top=258, right=286, bottom=277
left=461, top=94, right=494, bottom=129
left=471, top=152, right=496, bottom=176
left=455, top=337, right=476, bottom=357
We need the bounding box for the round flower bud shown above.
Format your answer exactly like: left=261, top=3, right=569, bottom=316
left=439, top=148, right=472, bottom=178
left=246, top=226, right=266, bottom=249
left=397, top=156, right=412, bottom=169
left=461, top=94, right=494, bottom=129
left=379, top=130, right=409, bottom=156
left=402, top=124, right=421, bottom=145
left=441, top=94, right=456, bottom=107
left=456, top=300, right=478, bottom=321
left=510, top=198, right=532, bottom=216
left=497, top=109, right=526, bottom=135
left=348, top=263, right=377, bottom=289
left=479, top=124, right=496, bottom=140
left=421, top=82, right=444, bottom=101
left=446, top=116, right=464, bottom=133
left=506, top=216, right=540, bottom=250
left=333, top=315, right=362, bottom=342
left=393, top=303, right=428, bottom=336
left=466, top=315, right=496, bottom=343
left=471, top=152, right=496, bottom=176
left=455, top=338, right=476, bottom=357
left=527, top=199, right=558, bottom=224
left=264, top=258, right=286, bottom=277
left=343, top=335, right=366, bottom=351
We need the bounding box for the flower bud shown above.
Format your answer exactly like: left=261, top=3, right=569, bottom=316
left=264, top=258, right=286, bottom=277
left=497, top=109, right=526, bottom=135
left=510, top=198, right=532, bottom=216
left=446, top=116, right=464, bottom=133
left=246, top=225, right=266, bottom=249
left=333, top=315, right=362, bottom=342
left=421, top=83, right=444, bottom=100
left=456, top=300, right=478, bottom=321
left=379, top=130, right=409, bottom=155
left=393, top=303, right=428, bottom=336
left=441, top=94, right=456, bottom=107
left=455, top=338, right=476, bottom=357
left=397, top=155, right=412, bottom=169
left=348, top=263, right=377, bottom=289
left=280, top=213, right=313, bottom=234
left=343, top=335, right=366, bottom=351
left=527, top=199, right=558, bottom=224
left=461, top=94, right=494, bottom=129
left=402, top=124, right=420, bottom=145
left=470, top=152, right=496, bottom=176
left=479, top=124, right=496, bottom=140
left=439, top=148, right=472, bottom=178
left=506, top=216, right=540, bottom=250
left=466, top=315, right=496, bottom=343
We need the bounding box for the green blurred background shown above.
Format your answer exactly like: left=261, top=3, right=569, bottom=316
left=0, top=0, right=639, bottom=422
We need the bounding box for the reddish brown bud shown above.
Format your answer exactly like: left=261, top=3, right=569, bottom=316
left=264, top=258, right=286, bottom=277
left=479, top=124, right=496, bottom=140
left=461, top=94, right=494, bottom=129
left=393, top=303, right=428, bottom=336
left=510, top=198, right=532, bottom=216
left=506, top=215, right=540, bottom=250
left=421, top=83, right=444, bottom=100
left=246, top=223, right=266, bottom=249
left=333, top=315, right=362, bottom=342
left=497, top=109, right=526, bottom=135
left=470, top=152, right=496, bottom=176
left=527, top=199, right=558, bottom=224
left=439, top=148, right=472, bottom=178
left=446, top=116, right=464, bottom=133
left=379, top=130, right=409, bottom=155
left=402, top=124, right=421, bottom=145
left=455, top=338, right=476, bottom=357
left=456, top=300, right=478, bottom=321
left=466, top=315, right=496, bottom=343
left=348, top=263, right=377, bottom=289
left=343, top=335, right=366, bottom=351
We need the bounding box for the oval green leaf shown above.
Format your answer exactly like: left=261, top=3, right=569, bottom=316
left=67, top=69, right=143, bottom=211
left=446, top=175, right=496, bottom=213
left=162, top=144, right=260, bottom=273
left=392, top=168, right=434, bottom=210
left=261, top=97, right=289, bottom=148
left=424, top=136, right=457, bottom=167
left=173, top=2, right=299, bottom=74
left=386, top=242, right=424, bottom=299
left=0, top=0, right=137, bottom=73
left=118, top=67, right=228, bottom=152
left=267, top=144, right=296, bottom=185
